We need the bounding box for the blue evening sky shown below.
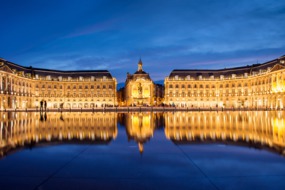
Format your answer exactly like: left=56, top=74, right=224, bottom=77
left=0, top=0, right=285, bottom=83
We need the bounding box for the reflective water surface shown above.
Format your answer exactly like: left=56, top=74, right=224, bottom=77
left=1, top=111, right=285, bottom=190
left=1, top=111, right=285, bottom=156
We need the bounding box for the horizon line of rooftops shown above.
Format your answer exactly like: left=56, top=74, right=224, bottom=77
left=1, top=55, right=285, bottom=81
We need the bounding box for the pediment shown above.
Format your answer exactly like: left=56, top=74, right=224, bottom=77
left=0, top=65, right=14, bottom=73
left=270, top=64, right=285, bottom=72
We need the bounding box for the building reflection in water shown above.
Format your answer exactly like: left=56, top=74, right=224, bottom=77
left=164, top=111, right=285, bottom=154
left=0, top=111, right=285, bottom=157
left=0, top=112, right=117, bottom=157
left=118, top=112, right=164, bottom=154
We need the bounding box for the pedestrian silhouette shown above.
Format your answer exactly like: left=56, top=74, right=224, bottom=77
left=40, top=100, right=43, bottom=111
left=44, top=101, right=47, bottom=111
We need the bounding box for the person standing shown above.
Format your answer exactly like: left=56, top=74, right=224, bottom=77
left=40, top=100, right=43, bottom=112
left=44, top=100, right=47, bottom=111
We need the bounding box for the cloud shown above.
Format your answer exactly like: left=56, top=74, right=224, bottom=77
left=64, top=18, right=122, bottom=38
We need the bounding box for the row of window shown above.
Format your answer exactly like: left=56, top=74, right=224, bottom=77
left=35, top=84, right=114, bottom=89
left=38, top=94, right=115, bottom=97
left=166, top=82, right=280, bottom=88
left=167, top=75, right=285, bottom=89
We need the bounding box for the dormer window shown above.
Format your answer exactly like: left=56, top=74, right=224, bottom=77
left=174, top=75, right=179, bottom=80
left=186, top=75, right=190, bottom=80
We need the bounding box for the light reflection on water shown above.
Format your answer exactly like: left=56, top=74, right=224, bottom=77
left=0, top=111, right=284, bottom=157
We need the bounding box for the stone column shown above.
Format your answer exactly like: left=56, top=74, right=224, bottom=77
left=5, top=76, right=8, bottom=91
left=10, top=77, right=12, bottom=93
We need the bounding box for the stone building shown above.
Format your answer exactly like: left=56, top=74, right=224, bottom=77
left=1, top=54, right=285, bottom=109
left=164, top=55, right=285, bottom=109
left=124, top=59, right=155, bottom=106
left=0, top=58, right=117, bottom=109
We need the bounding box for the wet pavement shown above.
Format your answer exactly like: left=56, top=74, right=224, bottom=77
left=1, top=111, right=285, bottom=189
left=1, top=127, right=285, bottom=190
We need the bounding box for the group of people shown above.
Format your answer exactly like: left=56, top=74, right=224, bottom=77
left=40, top=100, right=47, bottom=111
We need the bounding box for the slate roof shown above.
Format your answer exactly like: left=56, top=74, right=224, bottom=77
left=0, top=58, right=113, bottom=79
left=168, top=55, right=285, bottom=79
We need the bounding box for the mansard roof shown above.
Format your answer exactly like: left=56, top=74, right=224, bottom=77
left=168, top=56, right=285, bottom=79
left=0, top=58, right=113, bottom=79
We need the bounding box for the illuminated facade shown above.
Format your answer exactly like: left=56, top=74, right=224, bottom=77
left=124, top=59, right=155, bottom=106
left=0, top=58, right=117, bottom=109
left=1, top=55, right=285, bottom=109
left=164, top=55, right=285, bottom=109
